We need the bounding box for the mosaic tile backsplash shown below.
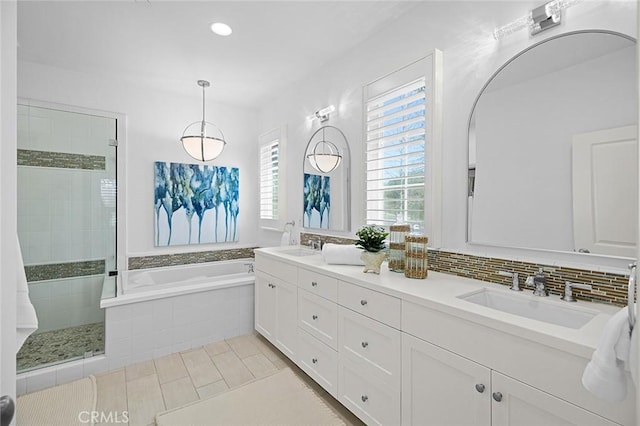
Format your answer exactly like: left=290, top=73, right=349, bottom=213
left=25, top=260, right=106, bottom=282
left=128, top=247, right=258, bottom=270
left=18, top=149, right=106, bottom=170
left=300, top=232, right=631, bottom=307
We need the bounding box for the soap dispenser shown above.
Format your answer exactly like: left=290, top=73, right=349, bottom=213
left=533, top=267, right=548, bottom=296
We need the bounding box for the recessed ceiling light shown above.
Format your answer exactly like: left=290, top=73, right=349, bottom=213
left=210, top=22, right=232, bottom=37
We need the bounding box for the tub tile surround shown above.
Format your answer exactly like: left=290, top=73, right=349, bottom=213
left=301, top=232, right=630, bottom=307
left=17, top=281, right=255, bottom=395
left=128, top=247, right=257, bottom=270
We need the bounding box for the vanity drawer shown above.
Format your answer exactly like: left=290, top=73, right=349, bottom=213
left=255, top=256, right=297, bottom=284
left=338, top=306, right=401, bottom=389
left=298, top=289, right=338, bottom=350
left=297, top=328, right=338, bottom=397
left=338, top=356, right=401, bottom=426
left=338, top=280, right=401, bottom=328
left=298, top=268, right=338, bottom=302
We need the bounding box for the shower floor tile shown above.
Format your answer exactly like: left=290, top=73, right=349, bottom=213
left=17, top=322, right=105, bottom=371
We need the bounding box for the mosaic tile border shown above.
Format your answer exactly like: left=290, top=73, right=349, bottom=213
left=128, top=247, right=258, bottom=270
left=25, top=260, right=106, bottom=282
left=18, top=149, right=105, bottom=170
left=301, top=232, right=630, bottom=307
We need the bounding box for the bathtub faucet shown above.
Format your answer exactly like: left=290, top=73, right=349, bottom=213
left=245, top=263, right=254, bottom=273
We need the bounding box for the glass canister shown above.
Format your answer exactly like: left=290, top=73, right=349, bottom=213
left=388, top=219, right=410, bottom=273
left=405, top=234, right=429, bottom=279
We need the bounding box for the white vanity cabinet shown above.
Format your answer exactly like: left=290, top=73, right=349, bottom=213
left=337, top=281, right=402, bottom=425
left=402, top=333, right=617, bottom=426
left=254, top=258, right=298, bottom=360
left=403, top=300, right=628, bottom=426
left=254, top=249, right=633, bottom=426
left=296, top=268, right=340, bottom=397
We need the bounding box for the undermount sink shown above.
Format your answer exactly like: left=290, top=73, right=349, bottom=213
left=279, top=247, right=319, bottom=257
left=457, top=288, right=598, bottom=329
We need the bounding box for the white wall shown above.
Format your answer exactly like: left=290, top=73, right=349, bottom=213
left=1, top=0, right=18, bottom=412
left=17, top=62, right=260, bottom=260
left=257, top=0, right=637, bottom=270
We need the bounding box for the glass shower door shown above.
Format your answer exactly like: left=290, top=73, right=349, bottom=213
left=16, top=104, right=117, bottom=371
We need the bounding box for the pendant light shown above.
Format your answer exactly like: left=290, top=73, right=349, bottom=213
left=180, top=80, right=226, bottom=162
left=305, top=125, right=345, bottom=173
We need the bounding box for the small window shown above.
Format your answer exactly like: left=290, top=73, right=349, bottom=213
left=259, top=127, right=287, bottom=230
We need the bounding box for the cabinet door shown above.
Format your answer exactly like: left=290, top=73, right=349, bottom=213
left=275, top=279, right=297, bottom=359
left=402, top=333, right=491, bottom=426
left=492, top=371, right=618, bottom=426
left=254, top=272, right=276, bottom=343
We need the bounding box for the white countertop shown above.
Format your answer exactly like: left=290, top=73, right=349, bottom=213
left=255, top=246, right=623, bottom=360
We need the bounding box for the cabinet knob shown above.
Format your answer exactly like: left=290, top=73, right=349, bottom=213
left=361, top=341, right=369, bottom=348
left=475, top=384, right=485, bottom=393
left=492, top=392, right=503, bottom=402
left=268, top=283, right=273, bottom=288
left=312, top=315, right=318, bottom=320
left=311, top=281, right=318, bottom=287
left=312, top=358, right=318, bottom=364
left=360, top=300, right=368, bottom=306
left=361, top=395, right=368, bottom=403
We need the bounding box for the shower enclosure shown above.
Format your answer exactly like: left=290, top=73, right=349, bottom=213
left=16, top=103, right=117, bottom=371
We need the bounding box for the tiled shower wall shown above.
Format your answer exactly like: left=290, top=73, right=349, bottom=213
left=301, top=232, right=631, bottom=307
left=17, top=104, right=116, bottom=331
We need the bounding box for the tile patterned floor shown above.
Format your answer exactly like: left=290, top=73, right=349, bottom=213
left=17, top=322, right=105, bottom=371
left=95, top=332, right=364, bottom=426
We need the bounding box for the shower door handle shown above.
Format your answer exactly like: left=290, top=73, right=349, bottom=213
left=1, top=395, right=15, bottom=426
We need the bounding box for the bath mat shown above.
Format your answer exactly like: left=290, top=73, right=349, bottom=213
left=156, top=368, right=346, bottom=426
left=17, top=375, right=97, bottom=426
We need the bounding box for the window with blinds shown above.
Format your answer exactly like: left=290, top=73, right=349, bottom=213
left=365, top=77, right=426, bottom=227
left=259, top=127, right=286, bottom=229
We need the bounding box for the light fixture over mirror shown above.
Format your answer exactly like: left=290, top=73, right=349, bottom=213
left=493, top=0, right=583, bottom=40
left=306, top=126, right=343, bottom=173
left=180, top=80, right=227, bottom=162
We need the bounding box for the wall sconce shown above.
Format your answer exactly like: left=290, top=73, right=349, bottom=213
left=308, top=105, right=335, bottom=123
left=305, top=125, right=346, bottom=173
left=493, top=0, right=582, bottom=40
left=180, top=80, right=227, bottom=162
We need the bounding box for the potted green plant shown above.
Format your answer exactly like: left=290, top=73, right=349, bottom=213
left=355, top=225, right=389, bottom=274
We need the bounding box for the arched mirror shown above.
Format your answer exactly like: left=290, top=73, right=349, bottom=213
left=468, top=30, right=637, bottom=258
left=303, top=125, right=351, bottom=231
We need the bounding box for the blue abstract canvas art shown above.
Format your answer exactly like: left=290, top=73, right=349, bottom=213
left=155, top=162, right=239, bottom=246
left=303, top=173, right=330, bottom=229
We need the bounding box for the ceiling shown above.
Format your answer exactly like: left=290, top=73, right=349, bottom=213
left=17, top=1, right=421, bottom=109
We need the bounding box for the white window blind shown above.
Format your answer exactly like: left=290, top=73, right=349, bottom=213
left=365, top=77, right=427, bottom=227
left=259, top=127, right=286, bottom=229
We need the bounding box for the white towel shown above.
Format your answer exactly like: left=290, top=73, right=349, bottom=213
left=321, top=243, right=364, bottom=266
left=582, top=306, right=633, bottom=401
left=16, top=234, right=38, bottom=352
left=280, top=231, right=291, bottom=246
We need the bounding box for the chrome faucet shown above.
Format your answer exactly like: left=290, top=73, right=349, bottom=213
left=560, top=281, right=592, bottom=302
left=525, top=271, right=549, bottom=297
left=308, top=239, right=322, bottom=251
left=498, top=271, right=521, bottom=291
